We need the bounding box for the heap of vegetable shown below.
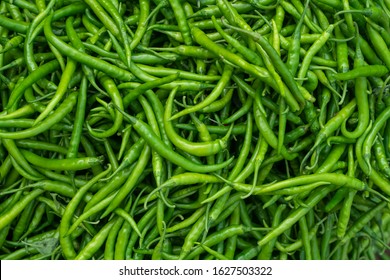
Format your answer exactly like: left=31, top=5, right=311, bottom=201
left=1, top=0, right=390, bottom=260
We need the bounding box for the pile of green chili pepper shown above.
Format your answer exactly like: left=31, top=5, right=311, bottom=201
left=1, top=0, right=390, bottom=260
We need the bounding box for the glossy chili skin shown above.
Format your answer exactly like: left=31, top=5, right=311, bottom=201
left=1, top=0, right=390, bottom=261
